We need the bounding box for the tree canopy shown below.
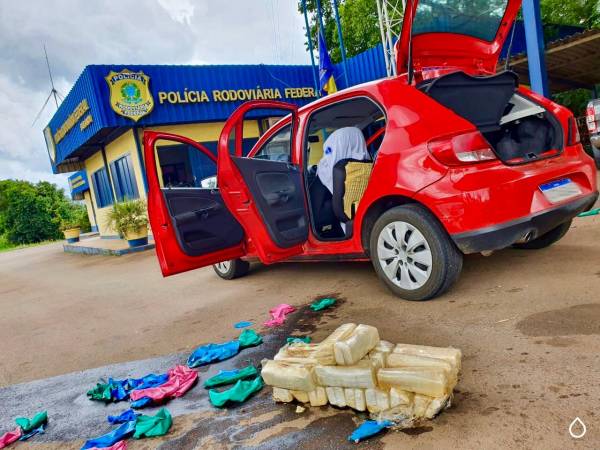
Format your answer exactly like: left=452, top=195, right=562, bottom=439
left=0, top=179, right=90, bottom=246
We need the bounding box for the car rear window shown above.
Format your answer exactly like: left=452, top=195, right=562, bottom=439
left=412, top=0, right=509, bottom=42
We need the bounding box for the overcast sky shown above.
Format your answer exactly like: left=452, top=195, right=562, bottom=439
left=0, top=0, right=309, bottom=191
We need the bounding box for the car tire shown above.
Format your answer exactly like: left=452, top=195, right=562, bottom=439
left=369, top=204, right=463, bottom=301
left=512, top=220, right=572, bottom=250
left=212, top=259, right=250, bottom=280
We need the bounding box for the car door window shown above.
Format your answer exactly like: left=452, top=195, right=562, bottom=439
left=253, top=125, right=292, bottom=162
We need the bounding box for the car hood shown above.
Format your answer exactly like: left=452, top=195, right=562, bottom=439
left=396, top=0, right=522, bottom=76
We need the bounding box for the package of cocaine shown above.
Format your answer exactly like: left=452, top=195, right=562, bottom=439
left=261, top=323, right=462, bottom=427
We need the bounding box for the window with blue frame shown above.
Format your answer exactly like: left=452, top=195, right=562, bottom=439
left=91, top=167, right=113, bottom=208
left=109, top=153, right=139, bottom=201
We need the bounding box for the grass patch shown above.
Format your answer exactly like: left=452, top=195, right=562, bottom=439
left=0, top=235, right=57, bottom=253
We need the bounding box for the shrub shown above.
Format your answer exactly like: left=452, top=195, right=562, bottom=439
left=106, top=199, right=148, bottom=236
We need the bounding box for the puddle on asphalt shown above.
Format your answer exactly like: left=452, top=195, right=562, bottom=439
left=516, top=303, right=600, bottom=337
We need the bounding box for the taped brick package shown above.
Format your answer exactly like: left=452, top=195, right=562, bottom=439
left=261, top=323, right=462, bottom=427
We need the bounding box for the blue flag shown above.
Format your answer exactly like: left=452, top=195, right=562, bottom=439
left=318, top=29, right=337, bottom=96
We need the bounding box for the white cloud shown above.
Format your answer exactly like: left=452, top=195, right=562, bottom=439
left=0, top=0, right=310, bottom=191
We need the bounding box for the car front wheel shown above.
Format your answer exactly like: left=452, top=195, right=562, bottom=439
left=369, top=204, right=463, bottom=301
left=213, top=258, right=250, bottom=280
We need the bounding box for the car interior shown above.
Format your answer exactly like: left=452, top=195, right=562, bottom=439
left=418, top=70, right=563, bottom=164
left=304, top=97, right=386, bottom=241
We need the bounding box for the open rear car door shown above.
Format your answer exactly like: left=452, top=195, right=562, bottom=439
left=217, top=101, right=308, bottom=264
left=144, top=100, right=308, bottom=276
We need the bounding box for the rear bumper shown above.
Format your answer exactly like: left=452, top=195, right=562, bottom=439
left=451, top=192, right=598, bottom=254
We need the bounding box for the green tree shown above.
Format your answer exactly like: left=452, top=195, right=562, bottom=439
left=298, top=0, right=401, bottom=64
left=0, top=179, right=90, bottom=245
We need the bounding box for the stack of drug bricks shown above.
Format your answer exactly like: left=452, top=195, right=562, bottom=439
left=261, top=323, right=461, bottom=425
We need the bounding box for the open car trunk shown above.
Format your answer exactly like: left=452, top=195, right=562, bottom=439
left=419, top=71, right=563, bottom=164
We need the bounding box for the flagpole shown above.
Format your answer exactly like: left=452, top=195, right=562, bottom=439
left=331, top=0, right=349, bottom=88
left=301, top=0, right=320, bottom=98
left=315, top=0, right=326, bottom=35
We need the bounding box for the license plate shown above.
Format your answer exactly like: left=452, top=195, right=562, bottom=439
left=539, top=178, right=581, bottom=203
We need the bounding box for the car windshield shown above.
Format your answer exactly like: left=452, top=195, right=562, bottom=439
left=412, top=0, right=509, bottom=42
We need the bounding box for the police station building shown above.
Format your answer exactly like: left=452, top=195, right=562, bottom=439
left=46, top=65, right=317, bottom=237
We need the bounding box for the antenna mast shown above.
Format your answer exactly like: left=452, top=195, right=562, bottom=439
left=32, top=44, right=64, bottom=126
left=376, top=0, right=404, bottom=77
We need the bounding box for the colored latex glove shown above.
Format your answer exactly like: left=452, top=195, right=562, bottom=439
left=129, top=365, right=197, bottom=403
left=348, top=420, right=393, bottom=443
left=81, top=419, right=136, bottom=449
left=238, top=329, right=263, bottom=348
left=15, top=411, right=47, bottom=433
left=203, top=365, right=258, bottom=388
left=310, top=297, right=336, bottom=311
left=133, top=408, right=172, bottom=439
left=108, top=410, right=139, bottom=425
left=209, top=376, right=264, bottom=407
left=264, top=304, right=296, bottom=327
left=578, top=207, right=600, bottom=217
left=130, top=397, right=153, bottom=409
left=286, top=336, right=311, bottom=344
left=127, top=373, right=169, bottom=391
left=88, top=441, right=127, bottom=450
left=0, top=428, right=21, bottom=449
left=234, top=321, right=253, bottom=328
left=19, top=424, right=46, bottom=441
left=187, top=341, right=240, bottom=368
left=87, top=382, right=119, bottom=402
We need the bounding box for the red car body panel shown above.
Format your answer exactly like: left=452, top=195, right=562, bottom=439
left=144, top=0, right=598, bottom=275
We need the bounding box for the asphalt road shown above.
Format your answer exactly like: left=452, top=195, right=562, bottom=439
left=1, top=213, right=599, bottom=449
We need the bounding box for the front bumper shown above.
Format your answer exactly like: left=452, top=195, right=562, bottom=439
left=451, top=192, right=598, bottom=254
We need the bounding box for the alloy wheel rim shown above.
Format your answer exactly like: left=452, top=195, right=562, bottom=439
left=377, top=221, right=432, bottom=290
left=215, top=260, right=231, bottom=274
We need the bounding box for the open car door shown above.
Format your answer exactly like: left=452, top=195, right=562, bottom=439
left=144, top=131, right=246, bottom=276
left=217, top=101, right=308, bottom=264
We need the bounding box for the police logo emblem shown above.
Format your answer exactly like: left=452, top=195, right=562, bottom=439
left=105, top=69, right=154, bottom=122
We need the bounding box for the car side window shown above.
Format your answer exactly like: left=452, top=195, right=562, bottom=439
left=253, top=125, right=292, bottom=162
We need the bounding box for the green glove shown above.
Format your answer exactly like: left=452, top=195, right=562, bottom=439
left=133, top=407, right=172, bottom=439
left=286, top=336, right=312, bottom=344
left=209, top=376, right=264, bottom=407
left=238, top=329, right=263, bottom=348
left=310, top=297, right=336, bottom=311
left=15, top=411, right=48, bottom=433
left=204, top=365, right=258, bottom=388
left=87, top=383, right=114, bottom=402
left=578, top=208, right=600, bottom=217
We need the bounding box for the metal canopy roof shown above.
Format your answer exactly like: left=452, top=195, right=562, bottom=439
left=505, top=29, right=600, bottom=92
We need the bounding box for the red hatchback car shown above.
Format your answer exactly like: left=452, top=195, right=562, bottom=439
left=144, top=0, right=598, bottom=301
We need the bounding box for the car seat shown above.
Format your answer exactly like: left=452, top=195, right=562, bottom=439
left=332, top=159, right=373, bottom=237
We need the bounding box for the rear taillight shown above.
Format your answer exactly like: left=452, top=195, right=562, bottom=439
left=586, top=105, right=597, bottom=133
left=427, top=131, right=496, bottom=166
left=567, top=116, right=581, bottom=146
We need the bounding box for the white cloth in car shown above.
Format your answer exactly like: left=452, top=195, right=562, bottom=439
left=317, top=127, right=370, bottom=195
